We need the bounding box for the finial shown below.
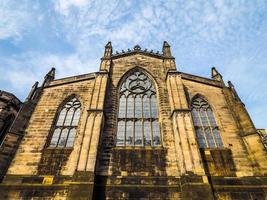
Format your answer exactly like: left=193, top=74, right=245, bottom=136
left=211, top=66, right=223, bottom=83
left=104, top=41, right=112, bottom=57
left=46, top=67, right=55, bottom=79
left=133, top=45, right=141, bottom=51
left=228, top=81, right=234, bottom=89
left=228, top=81, right=241, bottom=101
left=105, top=41, right=112, bottom=48
left=162, top=41, right=172, bottom=57
left=32, top=81, right=39, bottom=88
left=42, top=67, right=55, bottom=87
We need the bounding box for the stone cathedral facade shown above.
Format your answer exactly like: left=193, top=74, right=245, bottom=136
left=0, top=42, right=267, bottom=200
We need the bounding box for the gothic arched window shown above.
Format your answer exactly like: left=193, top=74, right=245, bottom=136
left=117, top=70, right=161, bottom=146
left=191, top=96, right=223, bottom=148
left=49, top=97, right=81, bottom=148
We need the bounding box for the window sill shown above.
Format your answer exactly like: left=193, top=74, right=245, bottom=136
left=199, top=147, right=229, bottom=150
left=43, top=147, right=74, bottom=153
left=114, top=146, right=164, bottom=150
left=199, top=148, right=232, bottom=155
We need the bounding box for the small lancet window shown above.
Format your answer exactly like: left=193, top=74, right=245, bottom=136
left=49, top=97, right=81, bottom=148
left=116, top=70, right=161, bottom=146
left=191, top=96, right=223, bottom=148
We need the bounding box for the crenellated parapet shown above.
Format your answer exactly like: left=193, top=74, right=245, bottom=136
left=100, top=41, right=176, bottom=73
left=103, top=44, right=174, bottom=60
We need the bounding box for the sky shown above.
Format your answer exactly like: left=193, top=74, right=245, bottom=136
left=0, top=0, right=266, bottom=128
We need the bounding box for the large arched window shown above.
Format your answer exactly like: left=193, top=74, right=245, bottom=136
left=49, top=97, right=81, bottom=148
left=191, top=96, right=223, bottom=148
left=116, top=70, right=161, bottom=146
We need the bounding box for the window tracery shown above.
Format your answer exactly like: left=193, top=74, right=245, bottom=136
left=49, top=97, right=81, bottom=148
left=116, top=70, right=161, bottom=146
left=191, top=96, right=223, bottom=148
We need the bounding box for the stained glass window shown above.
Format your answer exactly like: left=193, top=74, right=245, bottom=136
left=116, top=70, right=161, bottom=146
left=49, top=97, right=81, bottom=148
left=191, top=96, right=223, bottom=148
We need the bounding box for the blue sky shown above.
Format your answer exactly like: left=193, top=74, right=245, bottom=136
left=0, top=0, right=266, bottom=128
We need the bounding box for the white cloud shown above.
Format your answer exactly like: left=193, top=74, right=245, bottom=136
left=0, top=52, right=100, bottom=98
left=0, top=0, right=37, bottom=40
left=50, top=0, right=267, bottom=54
left=54, top=0, right=90, bottom=15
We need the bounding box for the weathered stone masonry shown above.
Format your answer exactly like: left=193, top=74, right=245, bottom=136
left=0, top=41, right=267, bottom=200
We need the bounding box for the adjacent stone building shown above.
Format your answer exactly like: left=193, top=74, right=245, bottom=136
left=0, top=90, right=21, bottom=181
left=0, top=42, right=266, bottom=199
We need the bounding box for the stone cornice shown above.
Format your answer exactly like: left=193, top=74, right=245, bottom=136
left=166, top=70, right=224, bottom=88
left=45, top=72, right=97, bottom=88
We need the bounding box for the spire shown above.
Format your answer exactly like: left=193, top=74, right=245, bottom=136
left=228, top=81, right=241, bottom=101
left=42, top=67, right=55, bottom=87
left=211, top=67, right=223, bottom=83
left=162, top=41, right=172, bottom=57
left=104, top=41, right=112, bottom=57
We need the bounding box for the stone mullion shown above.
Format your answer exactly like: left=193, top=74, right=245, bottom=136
left=65, top=107, right=77, bottom=147
left=124, top=94, right=128, bottom=146
left=133, top=95, right=136, bottom=146
left=150, top=96, right=156, bottom=146
left=123, top=120, right=126, bottom=146
left=197, top=110, right=209, bottom=148
left=204, top=109, right=217, bottom=148
left=56, top=108, right=68, bottom=147
left=141, top=95, right=145, bottom=145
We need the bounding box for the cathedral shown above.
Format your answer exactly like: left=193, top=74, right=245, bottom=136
left=0, top=41, right=266, bottom=200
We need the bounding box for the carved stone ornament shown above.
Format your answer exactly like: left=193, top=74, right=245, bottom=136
left=133, top=45, right=141, bottom=51
left=120, top=71, right=155, bottom=95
